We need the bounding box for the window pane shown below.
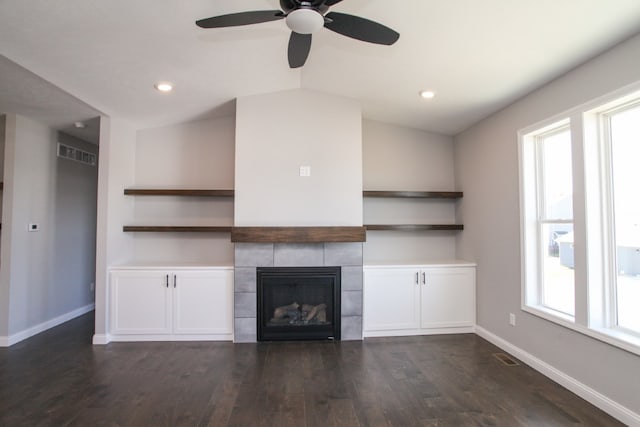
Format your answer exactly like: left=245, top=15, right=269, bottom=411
left=541, top=130, right=573, bottom=220
left=610, top=104, right=640, bottom=333
left=541, top=223, right=575, bottom=315
left=537, top=128, right=575, bottom=316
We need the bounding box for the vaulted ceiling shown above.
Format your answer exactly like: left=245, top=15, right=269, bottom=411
left=1, top=0, right=640, bottom=138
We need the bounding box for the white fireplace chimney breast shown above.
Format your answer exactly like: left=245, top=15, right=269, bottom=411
left=235, top=89, right=363, bottom=226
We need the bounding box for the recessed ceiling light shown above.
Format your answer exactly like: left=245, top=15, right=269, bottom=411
left=73, top=121, right=86, bottom=129
left=419, top=90, right=436, bottom=99
left=154, top=81, right=174, bottom=92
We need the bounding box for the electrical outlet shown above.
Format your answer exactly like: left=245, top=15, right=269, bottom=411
left=28, top=223, right=40, bottom=232
left=509, top=313, right=516, bottom=326
left=299, top=166, right=311, bottom=177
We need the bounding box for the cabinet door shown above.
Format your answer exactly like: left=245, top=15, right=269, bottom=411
left=420, top=267, right=475, bottom=328
left=110, top=270, right=172, bottom=335
left=364, top=268, right=421, bottom=332
left=173, top=269, right=234, bottom=335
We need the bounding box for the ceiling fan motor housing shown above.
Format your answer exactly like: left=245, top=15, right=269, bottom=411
left=280, top=0, right=330, bottom=14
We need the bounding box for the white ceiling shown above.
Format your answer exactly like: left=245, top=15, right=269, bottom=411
left=0, top=56, right=102, bottom=142
left=1, top=0, right=640, bottom=138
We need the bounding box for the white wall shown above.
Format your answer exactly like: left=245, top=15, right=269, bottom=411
left=455, top=33, right=640, bottom=418
left=93, top=116, right=136, bottom=341
left=132, top=117, right=235, bottom=265
left=0, top=114, right=96, bottom=342
left=235, top=89, right=362, bottom=226
left=363, top=120, right=457, bottom=263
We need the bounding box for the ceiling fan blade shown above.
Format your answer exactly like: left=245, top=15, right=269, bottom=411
left=324, top=12, right=399, bottom=45
left=324, top=0, right=344, bottom=5
left=288, top=32, right=312, bottom=68
left=196, top=10, right=284, bottom=28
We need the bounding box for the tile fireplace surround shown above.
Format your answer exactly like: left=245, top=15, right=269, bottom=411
left=234, top=242, right=363, bottom=342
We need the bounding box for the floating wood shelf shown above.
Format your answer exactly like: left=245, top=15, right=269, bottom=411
left=231, top=226, right=367, bottom=243
left=123, top=226, right=232, bottom=233
left=124, top=189, right=234, bottom=197
left=364, top=224, right=464, bottom=231
left=363, top=191, right=462, bottom=198
left=125, top=189, right=461, bottom=198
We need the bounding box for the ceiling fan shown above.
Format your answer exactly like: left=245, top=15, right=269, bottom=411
left=196, top=0, right=400, bottom=68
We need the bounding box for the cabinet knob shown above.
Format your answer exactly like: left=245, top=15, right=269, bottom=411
left=165, top=274, right=169, bottom=288
left=415, top=272, right=419, bottom=284
left=422, top=271, right=426, bottom=285
left=174, top=274, right=177, bottom=288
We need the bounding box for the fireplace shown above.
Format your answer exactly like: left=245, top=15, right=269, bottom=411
left=233, top=242, right=363, bottom=342
left=257, top=267, right=341, bottom=341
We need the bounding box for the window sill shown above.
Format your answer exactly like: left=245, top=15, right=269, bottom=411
left=522, top=304, right=575, bottom=326
left=523, top=304, right=640, bottom=357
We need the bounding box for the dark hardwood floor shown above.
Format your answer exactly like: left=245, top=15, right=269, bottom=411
left=0, top=312, right=622, bottom=426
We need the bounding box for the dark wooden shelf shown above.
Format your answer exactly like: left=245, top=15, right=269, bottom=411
left=363, top=191, right=462, bottom=198
left=123, top=226, right=232, bottom=233
left=364, top=224, right=464, bottom=231
left=124, top=189, right=234, bottom=197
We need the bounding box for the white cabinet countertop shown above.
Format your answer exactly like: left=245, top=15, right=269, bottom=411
left=111, top=263, right=233, bottom=270
left=364, top=260, right=476, bottom=268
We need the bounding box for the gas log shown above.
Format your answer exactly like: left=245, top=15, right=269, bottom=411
left=271, top=302, right=327, bottom=324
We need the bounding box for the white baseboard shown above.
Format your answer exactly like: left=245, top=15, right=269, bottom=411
left=475, top=326, right=640, bottom=426
left=93, top=334, right=234, bottom=344
left=364, top=326, right=475, bottom=338
left=92, top=334, right=111, bottom=345
left=108, top=334, right=233, bottom=342
left=0, top=303, right=95, bottom=347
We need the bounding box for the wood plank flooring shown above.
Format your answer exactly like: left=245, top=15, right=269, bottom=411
left=0, top=313, right=623, bottom=426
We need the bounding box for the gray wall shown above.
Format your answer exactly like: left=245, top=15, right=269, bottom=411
left=454, top=33, right=640, bottom=413
left=0, top=115, right=7, bottom=333
left=0, top=114, right=97, bottom=339
left=55, top=132, right=98, bottom=315
left=362, top=120, right=457, bottom=264
left=132, top=116, right=235, bottom=265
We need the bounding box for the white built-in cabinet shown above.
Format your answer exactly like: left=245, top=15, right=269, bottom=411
left=110, top=267, right=233, bottom=341
left=363, top=264, right=475, bottom=337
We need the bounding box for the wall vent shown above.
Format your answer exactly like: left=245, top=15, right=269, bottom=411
left=57, top=143, right=96, bottom=166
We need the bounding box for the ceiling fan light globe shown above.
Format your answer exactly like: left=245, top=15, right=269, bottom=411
left=286, top=8, right=324, bottom=34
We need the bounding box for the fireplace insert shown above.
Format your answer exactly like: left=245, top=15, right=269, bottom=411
left=257, top=267, right=341, bottom=341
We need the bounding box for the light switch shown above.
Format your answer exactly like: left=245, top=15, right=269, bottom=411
left=299, top=166, right=311, bottom=177
left=28, top=223, right=40, bottom=232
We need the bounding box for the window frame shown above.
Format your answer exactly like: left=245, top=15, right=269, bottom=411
left=596, top=99, right=640, bottom=338
left=520, top=119, right=576, bottom=321
left=518, top=82, right=640, bottom=356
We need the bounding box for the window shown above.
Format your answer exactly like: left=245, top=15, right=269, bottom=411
left=520, top=85, right=640, bottom=354
left=520, top=121, right=575, bottom=319
left=600, top=101, right=640, bottom=335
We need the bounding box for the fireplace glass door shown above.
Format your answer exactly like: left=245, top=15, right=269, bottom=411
left=257, top=267, right=341, bottom=341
